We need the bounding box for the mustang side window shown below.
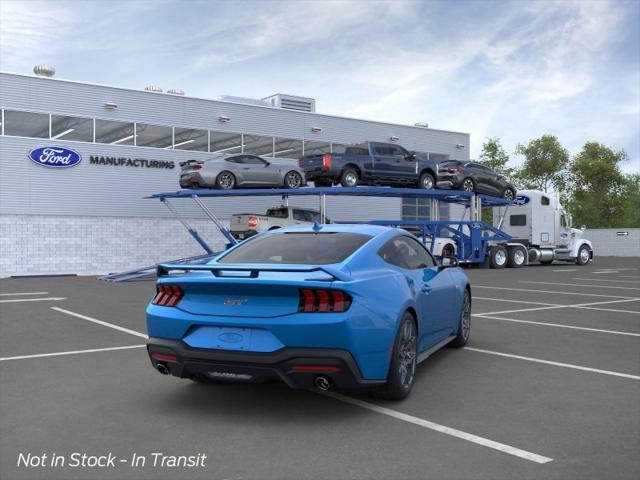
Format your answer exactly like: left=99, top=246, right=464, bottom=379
left=378, top=237, right=435, bottom=270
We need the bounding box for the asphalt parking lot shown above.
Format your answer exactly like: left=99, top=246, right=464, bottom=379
left=1, top=257, right=639, bottom=480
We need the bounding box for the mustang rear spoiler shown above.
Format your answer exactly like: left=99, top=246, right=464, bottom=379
left=157, top=264, right=350, bottom=282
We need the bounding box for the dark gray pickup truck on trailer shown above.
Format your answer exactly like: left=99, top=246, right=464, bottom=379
left=298, top=142, right=439, bottom=189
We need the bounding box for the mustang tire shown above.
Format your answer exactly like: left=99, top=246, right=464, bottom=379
left=502, top=187, right=516, bottom=200
left=216, top=171, right=236, bottom=189
left=284, top=171, right=303, bottom=189
left=449, top=289, right=471, bottom=348
left=378, top=312, right=417, bottom=400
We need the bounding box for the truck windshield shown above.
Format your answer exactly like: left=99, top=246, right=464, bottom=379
left=266, top=208, right=288, bottom=218
left=218, top=232, right=372, bottom=265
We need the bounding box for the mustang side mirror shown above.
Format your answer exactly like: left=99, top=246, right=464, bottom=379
left=439, top=256, right=458, bottom=269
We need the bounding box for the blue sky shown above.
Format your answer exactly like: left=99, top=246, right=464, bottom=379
left=1, top=0, right=638, bottom=172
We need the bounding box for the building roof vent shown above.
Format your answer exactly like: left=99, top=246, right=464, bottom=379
left=144, top=85, right=163, bottom=93
left=33, top=65, right=55, bottom=77
left=262, top=94, right=316, bottom=113
left=414, top=122, right=429, bottom=128
left=167, top=88, right=185, bottom=96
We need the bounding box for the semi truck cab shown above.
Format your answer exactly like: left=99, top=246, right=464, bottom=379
left=494, top=190, right=593, bottom=265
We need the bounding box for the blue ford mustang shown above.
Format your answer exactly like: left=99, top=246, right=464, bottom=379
left=146, top=224, right=471, bottom=399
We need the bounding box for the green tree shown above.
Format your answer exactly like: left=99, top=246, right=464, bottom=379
left=479, top=137, right=514, bottom=177
left=515, top=135, right=569, bottom=193
left=618, top=173, right=640, bottom=228
left=566, top=142, right=629, bottom=228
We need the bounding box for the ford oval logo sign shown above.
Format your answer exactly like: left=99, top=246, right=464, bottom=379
left=28, top=146, right=82, bottom=168
left=218, top=332, right=243, bottom=343
left=514, top=195, right=530, bottom=206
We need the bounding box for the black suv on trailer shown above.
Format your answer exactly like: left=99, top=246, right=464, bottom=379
left=298, top=142, right=438, bottom=189
left=437, top=160, right=516, bottom=199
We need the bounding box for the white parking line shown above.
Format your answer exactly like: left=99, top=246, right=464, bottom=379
left=0, top=345, right=146, bottom=362
left=476, top=298, right=640, bottom=316
left=620, top=276, right=640, bottom=279
left=552, top=269, right=578, bottom=272
left=51, top=307, right=148, bottom=339
left=474, top=297, right=558, bottom=307
left=464, top=347, right=640, bottom=380
left=520, top=281, right=640, bottom=291
left=572, top=278, right=640, bottom=284
left=593, top=271, right=620, bottom=274
left=474, top=315, right=640, bottom=337
left=320, top=391, right=553, bottom=464
left=473, top=285, right=636, bottom=299
left=0, top=291, right=49, bottom=296
left=0, top=297, right=67, bottom=304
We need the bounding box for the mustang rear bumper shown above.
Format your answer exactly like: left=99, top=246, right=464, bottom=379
left=147, top=337, right=385, bottom=389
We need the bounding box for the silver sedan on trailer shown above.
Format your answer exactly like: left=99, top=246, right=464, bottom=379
left=179, top=154, right=306, bottom=189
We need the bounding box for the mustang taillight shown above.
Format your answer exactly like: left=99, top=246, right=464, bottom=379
left=152, top=285, right=184, bottom=307
left=299, top=289, right=352, bottom=313
left=248, top=216, right=259, bottom=228
left=322, top=154, right=331, bottom=169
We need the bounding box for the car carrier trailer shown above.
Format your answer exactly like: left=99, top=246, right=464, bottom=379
left=100, top=186, right=593, bottom=282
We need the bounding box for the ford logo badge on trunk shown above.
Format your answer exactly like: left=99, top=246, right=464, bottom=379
left=28, top=146, right=82, bottom=168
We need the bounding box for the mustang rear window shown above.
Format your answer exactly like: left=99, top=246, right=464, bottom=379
left=218, top=232, right=372, bottom=265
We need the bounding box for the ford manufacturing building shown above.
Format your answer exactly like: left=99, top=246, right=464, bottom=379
left=0, top=69, right=470, bottom=277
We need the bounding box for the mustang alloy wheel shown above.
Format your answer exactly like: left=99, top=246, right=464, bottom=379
left=378, top=313, right=417, bottom=400
left=449, top=289, right=471, bottom=347
left=285, top=171, right=303, bottom=189
left=216, top=171, right=236, bottom=189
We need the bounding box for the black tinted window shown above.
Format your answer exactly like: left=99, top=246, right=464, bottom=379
left=510, top=214, right=527, bottom=226
left=243, top=155, right=267, bottom=165
left=292, top=210, right=308, bottom=221
left=266, top=208, right=288, bottom=218
left=226, top=156, right=243, bottom=164
left=219, top=232, right=371, bottom=265
left=345, top=147, right=369, bottom=156
left=541, top=196, right=550, bottom=206
left=378, top=236, right=435, bottom=269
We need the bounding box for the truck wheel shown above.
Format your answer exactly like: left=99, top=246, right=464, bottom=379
left=461, top=178, right=475, bottom=192
left=377, top=312, right=417, bottom=400
left=418, top=172, right=435, bottom=190
left=507, top=246, right=526, bottom=268
left=340, top=168, right=359, bottom=187
left=216, top=171, right=236, bottom=189
left=490, top=245, right=508, bottom=269
left=575, top=245, right=591, bottom=265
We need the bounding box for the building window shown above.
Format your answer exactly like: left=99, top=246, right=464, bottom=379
left=401, top=199, right=449, bottom=221
left=210, top=131, right=242, bottom=154
left=135, top=123, right=173, bottom=148
left=273, top=137, right=303, bottom=159
left=243, top=134, right=274, bottom=156
left=173, top=127, right=208, bottom=151
left=51, top=114, right=93, bottom=142
left=303, top=140, right=330, bottom=156
left=3, top=110, right=49, bottom=138
left=95, top=119, right=135, bottom=145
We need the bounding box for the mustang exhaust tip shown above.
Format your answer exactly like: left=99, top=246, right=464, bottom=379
left=156, top=363, right=171, bottom=375
left=314, top=376, right=333, bottom=391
